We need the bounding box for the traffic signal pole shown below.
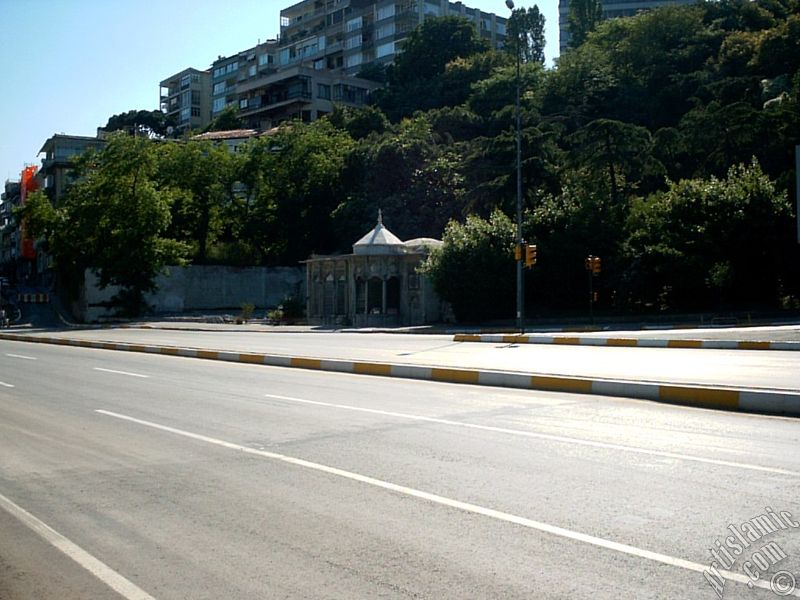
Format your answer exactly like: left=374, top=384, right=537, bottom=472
left=585, top=255, right=601, bottom=325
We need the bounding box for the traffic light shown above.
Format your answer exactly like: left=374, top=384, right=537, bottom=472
left=525, top=244, right=538, bottom=267
left=514, top=243, right=523, bottom=261
left=585, top=255, right=601, bottom=274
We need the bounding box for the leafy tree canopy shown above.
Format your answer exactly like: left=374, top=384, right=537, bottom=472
left=420, top=210, right=516, bottom=322
left=507, top=5, right=546, bottom=64
left=104, top=109, right=174, bottom=137
left=203, top=105, right=243, bottom=132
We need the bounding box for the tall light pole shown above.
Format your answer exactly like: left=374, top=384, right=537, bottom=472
left=506, top=0, right=524, bottom=332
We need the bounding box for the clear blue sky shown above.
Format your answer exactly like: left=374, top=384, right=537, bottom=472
left=0, top=0, right=559, bottom=184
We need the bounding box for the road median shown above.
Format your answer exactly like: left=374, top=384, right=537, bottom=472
left=1, top=331, right=798, bottom=417
left=453, top=333, right=800, bottom=351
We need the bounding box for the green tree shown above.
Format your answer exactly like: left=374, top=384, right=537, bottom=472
left=203, top=105, right=243, bottom=132
left=157, top=140, right=237, bottom=263
left=525, top=172, right=626, bottom=309
left=327, top=105, right=389, bottom=140
left=567, top=0, right=603, bottom=48
left=235, top=121, right=354, bottom=264
left=507, top=5, right=546, bottom=64
left=420, top=211, right=517, bottom=322
left=567, top=118, right=664, bottom=201
left=29, top=134, right=188, bottom=316
left=377, top=16, right=489, bottom=119
left=104, top=109, right=174, bottom=137
left=624, top=160, right=795, bottom=309
left=334, top=117, right=468, bottom=246
left=13, top=190, right=58, bottom=241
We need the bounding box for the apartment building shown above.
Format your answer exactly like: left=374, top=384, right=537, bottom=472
left=0, top=180, right=21, bottom=272
left=38, top=134, right=106, bottom=206
left=160, top=68, right=212, bottom=133
left=166, top=0, right=507, bottom=130
left=558, top=0, right=696, bottom=54
left=0, top=167, right=40, bottom=281
left=210, top=36, right=381, bottom=129
left=278, top=0, right=508, bottom=77
left=210, top=41, right=279, bottom=120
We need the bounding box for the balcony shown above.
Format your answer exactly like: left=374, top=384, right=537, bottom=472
left=238, top=90, right=312, bottom=119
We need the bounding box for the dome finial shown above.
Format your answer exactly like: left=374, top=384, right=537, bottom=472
left=378, top=208, right=383, bottom=225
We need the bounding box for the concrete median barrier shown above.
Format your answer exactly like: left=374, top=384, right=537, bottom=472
left=1, top=332, right=798, bottom=417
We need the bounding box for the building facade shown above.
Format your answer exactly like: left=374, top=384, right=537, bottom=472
left=558, top=0, right=696, bottom=54
left=38, top=134, right=106, bottom=206
left=164, top=1, right=507, bottom=130
left=160, top=68, right=212, bottom=133
left=305, top=214, right=443, bottom=327
left=210, top=41, right=279, bottom=121
left=0, top=167, right=42, bottom=283
left=0, top=180, right=21, bottom=277
left=279, top=0, right=508, bottom=77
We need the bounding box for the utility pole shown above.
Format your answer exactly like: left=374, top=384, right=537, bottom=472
left=507, top=0, right=524, bottom=333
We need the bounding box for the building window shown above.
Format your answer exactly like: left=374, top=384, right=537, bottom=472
left=226, top=62, right=238, bottom=73
left=180, top=107, right=191, bottom=122
left=318, top=84, right=331, bottom=100
left=248, top=65, right=256, bottom=77
left=191, top=107, right=201, bottom=117
left=346, top=35, right=362, bottom=49
left=424, top=1, right=440, bottom=16
left=314, top=58, right=325, bottom=70
left=367, top=277, right=382, bottom=313
left=213, top=82, right=226, bottom=94
left=376, top=23, right=395, bottom=39
left=180, top=74, right=191, bottom=89
left=297, top=40, right=319, bottom=58
left=239, top=98, right=248, bottom=109
left=356, top=277, right=366, bottom=314
left=191, top=91, right=201, bottom=105
left=345, top=53, right=362, bottom=68
left=212, top=98, right=226, bottom=113
left=334, top=84, right=368, bottom=104
left=346, top=16, right=362, bottom=32
left=376, top=41, right=395, bottom=58
left=258, top=53, right=271, bottom=66
left=336, top=275, right=347, bottom=315
left=377, top=3, right=396, bottom=20
left=386, top=277, right=400, bottom=313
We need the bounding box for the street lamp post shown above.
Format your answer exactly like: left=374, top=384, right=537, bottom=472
left=506, top=0, right=524, bottom=332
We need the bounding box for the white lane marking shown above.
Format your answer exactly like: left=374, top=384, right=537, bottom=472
left=95, top=408, right=796, bottom=596
left=5, top=353, right=37, bottom=360
left=263, top=394, right=800, bottom=477
left=93, top=368, right=149, bottom=379
left=0, top=491, right=157, bottom=600
left=0, top=381, right=14, bottom=388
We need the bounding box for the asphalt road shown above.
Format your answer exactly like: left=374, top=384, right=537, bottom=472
left=1, top=339, right=799, bottom=599
left=15, top=327, right=800, bottom=391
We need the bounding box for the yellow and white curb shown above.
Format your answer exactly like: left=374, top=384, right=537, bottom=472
left=453, top=333, right=800, bottom=352
left=1, top=332, right=798, bottom=416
